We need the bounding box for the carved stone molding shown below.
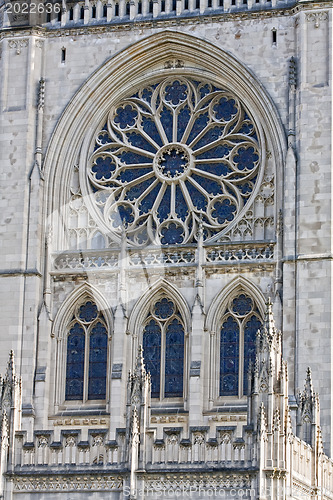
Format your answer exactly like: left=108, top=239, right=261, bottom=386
left=305, top=11, right=328, bottom=28
left=8, top=38, right=28, bottom=55
left=13, top=475, right=123, bottom=492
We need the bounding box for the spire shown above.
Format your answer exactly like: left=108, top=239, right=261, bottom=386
left=296, top=367, right=321, bottom=447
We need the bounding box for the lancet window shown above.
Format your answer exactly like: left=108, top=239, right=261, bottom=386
left=65, top=300, right=108, bottom=401
left=219, top=293, right=262, bottom=397
left=142, top=297, right=185, bottom=399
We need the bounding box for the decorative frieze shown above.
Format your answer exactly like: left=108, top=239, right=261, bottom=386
left=13, top=475, right=123, bottom=492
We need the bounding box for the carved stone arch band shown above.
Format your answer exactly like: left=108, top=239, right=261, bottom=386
left=43, top=30, right=286, bottom=252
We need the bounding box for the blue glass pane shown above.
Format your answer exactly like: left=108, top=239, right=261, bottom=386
left=125, top=178, right=154, bottom=201
left=192, top=127, right=223, bottom=151
left=220, top=317, right=239, bottom=396
left=139, top=183, right=162, bottom=215
left=175, top=185, right=188, bottom=221
left=143, top=320, right=161, bottom=398
left=177, top=106, right=191, bottom=142
left=187, top=112, right=209, bottom=145
left=185, top=180, right=207, bottom=210
left=157, top=185, right=171, bottom=221
left=78, top=301, right=98, bottom=323
left=233, top=147, right=258, bottom=171
left=165, top=81, right=188, bottom=105
left=243, top=315, right=261, bottom=395
left=118, top=167, right=152, bottom=183
left=66, top=324, right=85, bottom=400
left=92, top=156, right=116, bottom=180
left=191, top=174, right=222, bottom=196
left=165, top=319, right=184, bottom=397
left=211, top=199, right=237, bottom=224
left=161, top=222, right=184, bottom=245
left=127, top=132, right=157, bottom=154
left=213, top=97, right=237, bottom=122
left=142, top=117, right=163, bottom=147
left=114, top=105, right=138, bottom=129
left=154, top=298, right=175, bottom=319
left=120, top=151, right=152, bottom=165
left=195, top=162, right=231, bottom=177
left=160, top=108, right=173, bottom=142
left=232, top=294, right=253, bottom=316
left=110, top=204, right=134, bottom=228
left=195, top=144, right=231, bottom=160
left=88, top=323, right=107, bottom=400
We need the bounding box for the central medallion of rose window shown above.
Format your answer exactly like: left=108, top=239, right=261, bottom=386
left=88, top=77, right=261, bottom=246
left=154, top=144, right=192, bottom=180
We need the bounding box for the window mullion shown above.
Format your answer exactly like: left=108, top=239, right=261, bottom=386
left=239, top=319, right=244, bottom=398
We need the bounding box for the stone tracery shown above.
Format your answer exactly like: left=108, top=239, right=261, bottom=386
left=88, top=77, right=261, bottom=246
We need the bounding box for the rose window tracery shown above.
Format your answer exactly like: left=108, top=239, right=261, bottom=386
left=88, top=77, right=261, bottom=246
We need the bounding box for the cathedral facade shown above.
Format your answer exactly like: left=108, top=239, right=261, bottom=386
left=0, top=0, right=332, bottom=497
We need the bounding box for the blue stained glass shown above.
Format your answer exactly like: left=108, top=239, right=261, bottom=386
left=243, top=315, right=261, bottom=395
left=198, top=84, right=211, bottom=99
left=125, top=178, right=154, bottom=201
left=175, top=185, right=188, bottom=221
left=213, top=97, right=237, bottom=122
left=97, top=131, right=111, bottom=145
left=142, top=117, right=163, bottom=147
left=220, top=316, right=239, bottom=396
left=143, top=320, right=161, bottom=398
left=192, top=127, right=223, bottom=151
left=127, top=132, right=157, bottom=154
left=79, top=301, right=98, bottom=323
left=191, top=174, right=222, bottom=196
left=114, top=105, right=138, bottom=129
left=66, top=324, right=85, bottom=400
left=165, top=319, right=184, bottom=397
left=187, top=113, right=209, bottom=145
left=165, top=81, right=188, bottom=105
left=185, top=181, right=207, bottom=210
left=88, top=322, right=107, bottom=400
left=110, top=204, right=134, bottom=228
left=154, top=298, right=175, bottom=319
left=160, top=149, right=187, bottom=178
left=239, top=182, right=253, bottom=196
left=120, top=151, right=152, bottom=165
left=195, top=144, right=231, bottom=160
left=92, top=156, right=116, bottom=180
left=139, top=183, right=162, bottom=214
left=160, top=108, right=173, bottom=142
left=118, top=168, right=152, bottom=183
left=195, top=162, right=231, bottom=177
left=233, top=147, right=259, bottom=170
left=177, top=106, right=191, bottom=142
left=211, top=199, right=237, bottom=224
left=161, top=222, right=184, bottom=245
left=157, top=186, right=171, bottom=221
left=232, top=294, right=253, bottom=316
left=238, top=122, right=254, bottom=135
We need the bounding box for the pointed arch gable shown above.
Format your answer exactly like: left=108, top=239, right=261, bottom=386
left=52, top=282, right=113, bottom=338
left=205, top=277, right=265, bottom=333
left=127, top=278, right=191, bottom=336
left=43, top=30, right=286, bottom=250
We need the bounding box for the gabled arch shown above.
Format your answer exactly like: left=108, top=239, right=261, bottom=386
left=205, top=276, right=265, bottom=333
left=43, top=30, right=286, bottom=250
left=127, top=278, right=191, bottom=337
left=52, top=282, right=113, bottom=339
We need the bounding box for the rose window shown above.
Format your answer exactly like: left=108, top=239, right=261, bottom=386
left=88, top=77, right=260, bottom=246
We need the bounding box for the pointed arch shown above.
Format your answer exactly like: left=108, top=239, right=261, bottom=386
left=127, top=278, right=191, bottom=337
left=51, top=283, right=113, bottom=409
left=205, top=276, right=265, bottom=334
left=52, top=282, right=113, bottom=339
left=43, top=30, right=286, bottom=251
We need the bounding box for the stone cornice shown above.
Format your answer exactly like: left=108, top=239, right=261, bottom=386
left=0, top=1, right=331, bottom=40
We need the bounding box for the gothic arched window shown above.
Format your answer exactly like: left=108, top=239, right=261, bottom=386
left=65, top=300, right=108, bottom=401
left=219, top=293, right=261, bottom=397
left=86, top=76, right=261, bottom=246
left=142, top=297, right=185, bottom=399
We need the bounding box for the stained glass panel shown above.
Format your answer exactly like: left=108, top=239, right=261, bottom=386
left=88, top=322, right=108, bottom=400
left=243, top=315, right=261, bottom=395
left=65, top=323, right=85, bottom=400
left=220, top=316, right=239, bottom=396
left=165, top=318, right=184, bottom=397
left=143, top=319, right=161, bottom=398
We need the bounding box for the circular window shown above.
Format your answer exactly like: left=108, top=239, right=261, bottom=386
left=87, top=77, right=261, bottom=246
